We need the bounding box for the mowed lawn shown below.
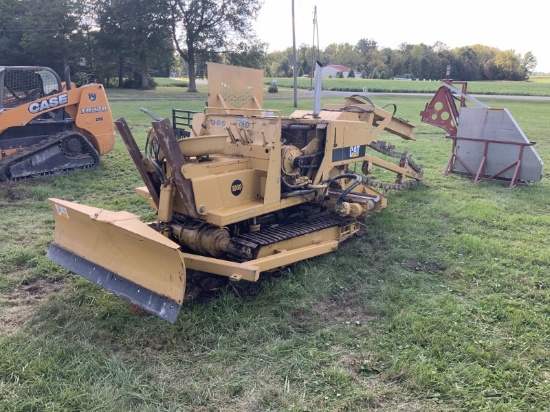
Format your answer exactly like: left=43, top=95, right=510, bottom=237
left=0, top=80, right=549, bottom=411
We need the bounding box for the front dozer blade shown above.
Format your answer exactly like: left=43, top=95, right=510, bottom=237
left=46, top=198, right=186, bottom=323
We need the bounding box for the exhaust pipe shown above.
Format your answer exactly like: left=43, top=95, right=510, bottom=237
left=313, top=61, right=323, bottom=117
left=64, top=67, right=72, bottom=90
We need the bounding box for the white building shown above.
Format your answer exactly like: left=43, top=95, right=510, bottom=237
left=321, top=65, right=352, bottom=78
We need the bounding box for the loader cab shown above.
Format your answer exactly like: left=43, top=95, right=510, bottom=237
left=0, top=66, right=62, bottom=110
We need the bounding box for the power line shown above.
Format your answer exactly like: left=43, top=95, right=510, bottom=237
left=0, top=12, right=162, bottom=34
left=1, top=28, right=67, bottom=33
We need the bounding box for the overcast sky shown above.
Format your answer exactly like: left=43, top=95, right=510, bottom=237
left=253, top=0, right=548, bottom=74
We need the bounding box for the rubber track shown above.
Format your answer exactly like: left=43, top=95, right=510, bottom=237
left=0, top=131, right=100, bottom=181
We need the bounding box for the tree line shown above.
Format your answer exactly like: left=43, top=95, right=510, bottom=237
left=0, top=0, right=537, bottom=92
left=269, top=40, right=537, bottom=82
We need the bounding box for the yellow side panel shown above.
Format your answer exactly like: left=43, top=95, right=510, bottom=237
left=191, top=169, right=261, bottom=214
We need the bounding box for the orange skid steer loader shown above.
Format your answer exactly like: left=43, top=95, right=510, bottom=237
left=0, top=66, right=115, bottom=181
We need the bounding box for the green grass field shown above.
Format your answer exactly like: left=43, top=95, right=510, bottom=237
left=0, top=80, right=549, bottom=411
left=270, top=75, right=550, bottom=96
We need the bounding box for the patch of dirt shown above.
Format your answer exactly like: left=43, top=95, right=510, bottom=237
left=316, top=297, right=381, bottom=324
left=1, top=181, right=35, bottom=203
left=402, top=259, right=445, bottom=273
left=314, top=283, right=382, bottom=325
left=7, top=278, right=62, bottom=301
left=0, top=278, right=63, bottom=336
left=340, top=353, right=391, bottom=381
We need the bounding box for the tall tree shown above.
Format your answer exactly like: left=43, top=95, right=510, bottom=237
left=521, top=51, right=537, bottom=77
left=355, top=38, right=378, bottom=75
left=19, top=0, right=86, bottom=72
left=0, top=0, right=88, bottom=73
left=297, top=43, right=313, bottom=77
left=265, top=49, right=292, bottom=77
left=225, top=38, right=267, bottom=69
left=96, top=0, right=172, bottom=89
left=169, top=0, right=263, bottom=92
left=364, top=49, right=389, bottom=79
left=493, top=50, right=524, bottom=81
left=322, top=42, right=362, bottom=69
left=0, top=0, right=31, bottom=65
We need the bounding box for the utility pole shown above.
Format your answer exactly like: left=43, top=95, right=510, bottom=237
left=310, top=6, right=317, bottom=91
left=292, top=0, right=298, bottom=107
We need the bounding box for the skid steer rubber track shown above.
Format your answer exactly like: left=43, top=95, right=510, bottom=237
left=0, top=131, right=100, bottom=181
